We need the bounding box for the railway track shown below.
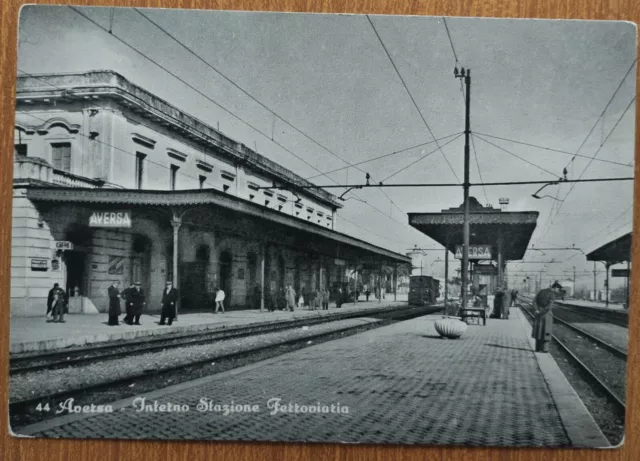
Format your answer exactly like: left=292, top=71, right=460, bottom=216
left=519, top=302, right=626, bottom=417
left=10, top=304, right=433, bottom=375
left=9, top=304, right=442, bottom=429
left=555, top=302, right=628, bottom=328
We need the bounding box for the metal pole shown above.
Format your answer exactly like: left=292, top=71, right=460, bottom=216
left=260, top=245, right=265, bottom=312
left=462, top=70, right=471, bottom=310
left=394, top=265, right=398, bottom=301
left=605, top=262, right=610, bottom=307
left=171, top=214, right=181, bottom=319
left=627, top=260, right=630, bottom=309
left=593, top=261, right=597, bottom=301
left=444, top=244, right=449, bottom=313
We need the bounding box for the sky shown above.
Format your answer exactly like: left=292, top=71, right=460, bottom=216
left=16, top=6, right=637, bottom=292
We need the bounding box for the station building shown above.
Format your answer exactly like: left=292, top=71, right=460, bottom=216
left=11, top=70, right=410, bottom=316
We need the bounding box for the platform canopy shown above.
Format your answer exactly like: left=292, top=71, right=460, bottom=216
left=24, top=186, right=411, bottom=268
left=586, top=232, right=632, bottom=264
left=407, top=197, right=539, bottom=261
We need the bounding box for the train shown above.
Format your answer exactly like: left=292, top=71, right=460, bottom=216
left=408, top=275, right=440, bottom=306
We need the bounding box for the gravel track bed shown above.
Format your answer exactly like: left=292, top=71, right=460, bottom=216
left=9, top=318, right=380, bottom=404
left=10, top=318, right=388, bottom=429
left=519, top=306, right=625, bottom=445
left=551, top=321, right=627, bottom=401
left=553, top=307, right=629, bottom=353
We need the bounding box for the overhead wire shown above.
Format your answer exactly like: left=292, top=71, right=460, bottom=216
left=67, top=6, right=428, bottom=238
left=135, top=7, right=408, bottom=220
left=367, top=14, right=461, bottom=184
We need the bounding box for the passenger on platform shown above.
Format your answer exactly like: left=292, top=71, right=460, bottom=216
left=122, top=282, right=135, bottom=324
left=49, top=288, right=66, bottom=323
left=276, top=287, right=286, bottom=312
left=107, top=281, right=121, bottom=326
left=286, top=285, right=296, bottom=311
left=160, top=280, right=179, bottom=325
left=215, top=287, right=226, bottom=313
left=502, top=288, right=511, bottom=319
left=365, top=289, right=371, bottom=302
left=131, top=282, right=146, bottom=325
left=532, top=282, right=562, bottom=353
left=312, top=289, right=321, bottom=310
left=46, top=283, right=59, bottom=317
left=511, top=290, right=518, bottom=306
left=322, top=288, right=330, bottom=310
left=492, top=289, right=505, bottom=318
left=336, top=288, right=343, bottom=308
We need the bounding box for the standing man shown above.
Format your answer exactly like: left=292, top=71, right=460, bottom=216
left=107, top=281, right=121, bottom=326
left=532, top=282, right=562, bottom=353
left=49, top=287, right=66, bottom=323
left=131, top=281, right=146, bottom=325
left=122, top=282, right=135, bottom=325
left=46, top=283, right=59, bottom=317
left=214, top=286, right=226, bottom=313
left=159, top=280, right=179, bottom=325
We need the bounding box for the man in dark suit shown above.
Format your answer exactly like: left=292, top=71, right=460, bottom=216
left=160, top=280, right=179, bottom=326
left=122, top=282, right=135, bottom=325
left=107, top=281, right=121, bottom=326
left=131, top=281, right=146, bottom=325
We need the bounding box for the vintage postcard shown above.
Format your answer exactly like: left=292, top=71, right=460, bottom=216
left=7, top=5, right=636, bottom=448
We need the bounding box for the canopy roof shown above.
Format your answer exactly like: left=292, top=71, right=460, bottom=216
left=408, top=197, right=539, bottom=261
left=23, top=185, right=410, bottom=267
left=586, top=232, right=632, bottom=264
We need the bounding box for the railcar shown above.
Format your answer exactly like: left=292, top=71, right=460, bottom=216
left=408, top=275, right=440, bottom=306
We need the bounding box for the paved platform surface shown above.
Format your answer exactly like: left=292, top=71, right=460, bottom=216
left=15, top=307, right=609, bottom=448
left=10, top=298, right=407, bottom=354
left=557, top=299, right=627, bottom=312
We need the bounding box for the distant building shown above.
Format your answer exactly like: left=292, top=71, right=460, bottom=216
left=12, top=70, right=410, bottom=316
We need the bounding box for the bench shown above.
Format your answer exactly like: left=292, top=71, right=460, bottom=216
left=459, top=307, right=487, bottom=326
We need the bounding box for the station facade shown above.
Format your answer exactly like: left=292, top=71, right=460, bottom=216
left=12, top=70, right=410, bottom=316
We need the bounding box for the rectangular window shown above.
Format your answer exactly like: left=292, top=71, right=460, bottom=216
left=199, top=175, right=207, bottom=189
left=135, top=152, right=146, bottom=189
left=51, top=142, right=71, bottom=172
left=14, top=144, right=27, bottom=156
left=170, top=164, right=179, bottom=191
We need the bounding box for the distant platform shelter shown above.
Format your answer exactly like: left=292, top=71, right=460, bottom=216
left=586, top=231, right=631, bottom=306
left=408, top=197, right=539, bottom=294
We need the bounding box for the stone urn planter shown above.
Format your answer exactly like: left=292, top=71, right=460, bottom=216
left=434, top=317, right=468, bottom=339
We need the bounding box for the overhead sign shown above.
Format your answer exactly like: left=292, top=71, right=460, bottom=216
left=334, top=259, right=346, bottom=266
left=612, top=269, right=630, bottom=278
left=54, top=241, right=74, bottom=251
left=474, top=264, right=497, bottom=275
left=455, top=245, right=492, bottom=260
left=31, top=258, right=49, bottom=271
left=89, top=211, right=132, bottom=228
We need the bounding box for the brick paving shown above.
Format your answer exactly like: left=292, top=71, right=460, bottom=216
left=18, top=311, right=589, bottom=447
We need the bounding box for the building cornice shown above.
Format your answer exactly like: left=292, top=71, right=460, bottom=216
left=16, top=70, right=342, bottom=210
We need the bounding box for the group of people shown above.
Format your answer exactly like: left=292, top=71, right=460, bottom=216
left=489, top=288, right=519, bottom=320
left=280, top=285, right=332, bottom=311
left=106, top=280, right=178, bottom=326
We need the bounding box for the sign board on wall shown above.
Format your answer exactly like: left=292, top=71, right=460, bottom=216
left=612, top=269, right=630, bottom=278
left=455, top=245, right=492, bottom=260
left=334, top=259, right=346, bottom=266
left=31, top=258, right=49, bottom=271
left=54, top=241, right=74, bottom=251
left=89, top=211, right=132, bottom=228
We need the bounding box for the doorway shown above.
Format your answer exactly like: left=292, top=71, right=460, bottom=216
left=180, top=244, right=211, bottom=311
left=65, top=251, right=86, bottom=298
left=130, top=234, right=152, bottom=296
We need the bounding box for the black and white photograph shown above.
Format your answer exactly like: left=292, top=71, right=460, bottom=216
left=8, top=5, right=636, bottom=449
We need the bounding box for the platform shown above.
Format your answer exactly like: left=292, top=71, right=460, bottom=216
left=15, top=307, right=609, bottom=448
left=9, top=298, right=408, bottom=354
left=557, top=299, right=627, bottom=313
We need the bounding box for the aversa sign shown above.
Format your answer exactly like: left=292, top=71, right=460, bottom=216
left=89, top=211, right=132, bottom=228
